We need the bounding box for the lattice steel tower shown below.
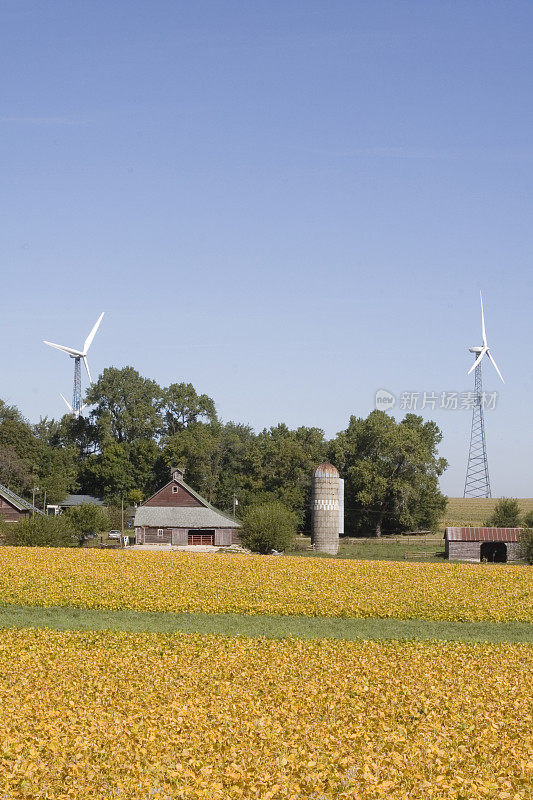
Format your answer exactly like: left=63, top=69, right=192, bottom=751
left=72, top=356, right=82, bottom=418
left=463, top=292, right=504, bottom=498
left=464, top=354, right=491, bottom=497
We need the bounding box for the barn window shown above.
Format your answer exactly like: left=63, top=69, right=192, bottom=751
left=157, top=529, right=164, bottom=537
left=172, top=486, right=178, bottom=493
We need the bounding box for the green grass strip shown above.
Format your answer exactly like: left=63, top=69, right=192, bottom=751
left=0, top=605, right=532, bottom=643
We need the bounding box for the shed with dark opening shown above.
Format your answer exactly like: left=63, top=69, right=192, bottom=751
left=445, top=527, right=523, bottom=563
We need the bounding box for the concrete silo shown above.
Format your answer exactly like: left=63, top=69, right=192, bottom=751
left=311, top=462, right=342, bottom=555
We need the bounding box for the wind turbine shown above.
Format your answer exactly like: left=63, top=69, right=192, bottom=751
left=44, top=313, right=104, bottom=418
left=464, top=292, right=504, bottom=498
left=59, top=393, right=86, bottom=417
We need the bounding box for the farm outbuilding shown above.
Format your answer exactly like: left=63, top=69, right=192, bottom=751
left=0, top=483, right=44, bottom=522
left=445, top=527, right=523, bottom=563
left=46, top=494, right=105, bottom=516
left=134, top=468, right=241, bottom=547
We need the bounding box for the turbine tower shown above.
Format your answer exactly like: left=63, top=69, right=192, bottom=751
left=44, top=313, right=104, bottom=418
left=463, top=293, right=504, bottom=498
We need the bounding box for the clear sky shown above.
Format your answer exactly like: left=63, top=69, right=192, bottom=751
left=2, top=1, right=532, bottom=496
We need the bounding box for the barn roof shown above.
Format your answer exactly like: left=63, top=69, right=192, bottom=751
left=134, top=506, right=241, bottom=529
left=59, top=494, right=104, bottom=507
left=445, top=527, right=522, bottom=542
left=0, top=483, right=44, bottom=515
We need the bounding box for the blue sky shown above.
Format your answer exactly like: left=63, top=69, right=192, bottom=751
left=2, top=1, right=532, bottom=496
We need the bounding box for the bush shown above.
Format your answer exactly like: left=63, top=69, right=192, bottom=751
left=523, top=511, right=533, bottom=529
left=485, top=498, right=522, bottom=528
left=520, top=529, right=533, bottom=564
left=240, top=502, right=298, bottom=554
left=5, top=515, right=79, bottom=547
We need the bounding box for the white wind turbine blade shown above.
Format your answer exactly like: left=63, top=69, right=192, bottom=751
left=480, top=291, right=487, bottom=348
left=60, top=394, right=73, bottom=412
left=83, top=312, right=104, bottom=355
left=44, top=340, right=84, bottom=357
left=467, top=347, right=487, bottom=374
left=487, top=350, right=505, bottom=383
left=83, top=356, right=92, bottom=383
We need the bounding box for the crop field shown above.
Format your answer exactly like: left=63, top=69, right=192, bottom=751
left=0, top=548, right=532, bottom=622
left=442, top=498, right=533, bottom=527
left=0, top=628, right=532, bottom=800
left=0, top=548, right=531, bottom=799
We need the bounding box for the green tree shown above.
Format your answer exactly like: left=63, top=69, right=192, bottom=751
left=81, top=443, right=134, bottom=501
left=5, top=515, right=79, bottom=547
left=80, top=440, right=166, bottom=504
left=35, top=445, right=79, bottom=504
left=128, top=488, right=143, bottom=506
left=56, top=413, right=101, bottom=459
left=0, top=400, right=25, bottom=424
left=240, top=424, right=326, bottom=526
left=86, top=367, right=162, bottom=444
left=240, top=502, right=298, bottom=554
left=520, top=529, right=533, bottom=564
left=332, top=411, right=447, bottom=537
left=65, top=503, right=109, bottom=540
left=164, top=421, right=256, bottom=508
left=0, top=406, right=42, bottom=489
left=32, top=416, right=63, bottom=447
left=164, top=422, right=226, bottom=503
left=0, top=445, right=33, bottom=492
left=523, top=510, right=533, bottom=528
left=160, top=383, right=217, bottom=435
left=485, top=498, right=522, bottom=528
left=210, top=422, right=257, bottom=511
left=0, top=402, right=78, bottom=503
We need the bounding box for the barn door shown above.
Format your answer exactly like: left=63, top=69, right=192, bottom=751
left=188, top=530, right=215, bottom=546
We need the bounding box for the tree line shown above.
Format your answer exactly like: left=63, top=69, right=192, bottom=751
left=0, top=366, right=448, bottom=536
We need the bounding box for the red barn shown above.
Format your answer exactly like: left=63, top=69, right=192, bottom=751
left=134, top=468, right=241, bottom=547
left=0, top=484, right=44, bottom=523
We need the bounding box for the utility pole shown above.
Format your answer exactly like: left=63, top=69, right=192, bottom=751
left=232, top=493, right=238, bottom=519
left=121, top=496, right=125, bottom=546
left=32, top=486, right=39, bottom=518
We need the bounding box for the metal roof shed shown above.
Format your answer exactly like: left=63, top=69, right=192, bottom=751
left=444, top=527, right=523, bottom=563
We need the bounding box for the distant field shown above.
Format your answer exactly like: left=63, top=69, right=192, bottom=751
left=289, top=536, right=445, bottom=562
left=442, top=497, right=533, bottom=526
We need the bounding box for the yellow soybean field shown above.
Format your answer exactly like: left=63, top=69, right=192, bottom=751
left=0, top=548, right=531, bottom=622
left=0, top=629, right=531, bottom=800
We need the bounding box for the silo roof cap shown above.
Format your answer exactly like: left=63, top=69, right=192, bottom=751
left=313, top=462, right=339, bottom=478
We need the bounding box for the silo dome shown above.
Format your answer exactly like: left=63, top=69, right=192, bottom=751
left=313, top=462, right=339, bottom=479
